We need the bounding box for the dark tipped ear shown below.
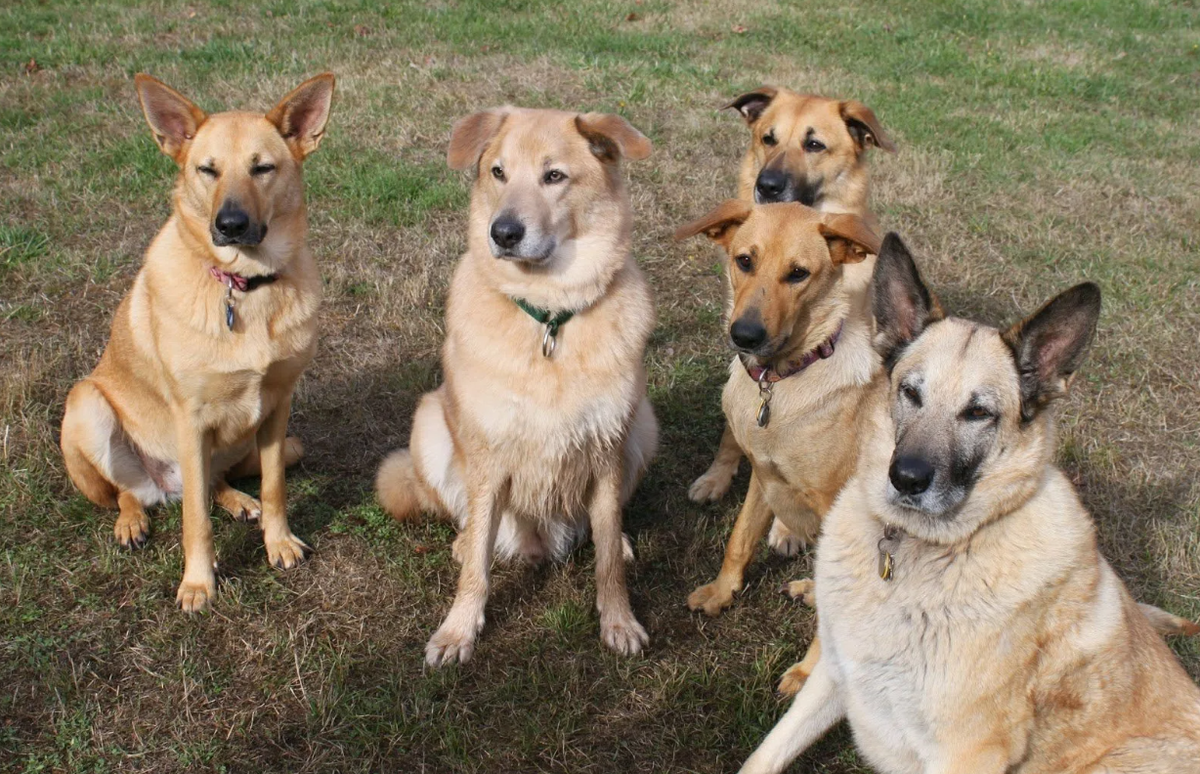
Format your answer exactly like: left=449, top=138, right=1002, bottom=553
left=872, top=233, right=942, bottom=368
left=1001, top=283, right=1101, bottom=422
left=575, top=113, right=652, bottom=163
left=724, top=86, right=778, bottom=125
left=447, top=109, right=509, bottom=171
left=134, top=74, right=207, bottom=163
left=266, top=73, right=336, bottom=159
left=840, top=99, right=896, bottom=154
left=673, top=199, right=753, bottom=248
left=818, top=213, right=881, bottom=265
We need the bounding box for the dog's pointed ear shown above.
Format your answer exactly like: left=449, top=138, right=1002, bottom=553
left=267, top=73, right=336, bottom=159
left=575, top=113, right=652, bottom=163
left=1001, top=283, right=1101, bottom=422
left=135, top=74, right=207, bottom=164
left=724, top=86, right=778, bottom=125
left=840, top=99, right=895, bottom=154
left=673, top=199, right=753, bottom=248
left=872, top=233, right=942, bottom=368
left=819, top=213, right=882, bottom=265
left=447, top=108, right=510, bottom=171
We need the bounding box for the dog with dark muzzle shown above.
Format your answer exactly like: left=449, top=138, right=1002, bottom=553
left=60, top=73, right=335, bottom=612
left=375, top=107, right=658, bottom=667
left=740, top=239, right=1200, bottom=774
left=688, top=86, right=896, bottom=559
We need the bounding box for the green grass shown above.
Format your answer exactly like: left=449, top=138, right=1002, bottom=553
left=2, top=0, right=1199, bottom=772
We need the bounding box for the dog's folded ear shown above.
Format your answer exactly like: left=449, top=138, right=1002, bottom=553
left=819, top=214, right=882, bottom=265
left=135, top=75, right=207, bottom=164
left=575, top=114, right=652, bottom=163
left=1001, top=283, right=1101, bottom=422
left=267, top=73, right=336, bottom=160
left=840, top=100, right=896, bottom=154
left=673, top=199, right=752, bottom=247
left=725, top=86, right=778, bottom=125
left=447, top=108, right=510, bottom=171
left=872, top=233, right=942, bottom=368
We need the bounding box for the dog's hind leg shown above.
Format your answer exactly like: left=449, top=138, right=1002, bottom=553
left=688, top=423, right=742, bottom=503
left=738, top=659, right=844, bottom=774
left=226, top=437, right=304, bottom=478
left=377, top=391, right=456, bottom=522
left=1138, top=602, right=1200, bottom=637
left=213, top=479, right=262, bottom=523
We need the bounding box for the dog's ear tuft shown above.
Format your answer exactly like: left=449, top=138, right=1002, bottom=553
left=267, top=73, right=336, bottom=159
left=819, top=213, right=881, bottom=265
left=840, top=100, right=896, bottom=154
left=724, top=86, right=778, bottom=125
left=575, top=113, right=652, bottom=163
left=135, top=74, right=207, bottom=164
left=872, top=233, right=941, bottom=368
left=1001, top=282, right=1101, bottom=422
left=447, top=108, right=509, bottom=171
left=673, top=199, right=753, bottom=248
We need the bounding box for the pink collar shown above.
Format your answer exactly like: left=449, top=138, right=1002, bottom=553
left=744, top=319, right=844, bottom=383
left=209, top=265, right=278, bottom=292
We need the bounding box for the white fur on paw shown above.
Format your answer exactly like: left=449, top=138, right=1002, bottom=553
left=621, top=532, right=634, bottom=562
left=688, top=468, right=733, bottom=503
left=601, top=611, right=648, bottom=656
left=768, top=518, right=805, bottom=557
left=425, top=608, right=485, bottom=667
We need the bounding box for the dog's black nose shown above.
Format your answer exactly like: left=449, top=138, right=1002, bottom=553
left=214, top=205, right=250, bottom=238
left=890, top=455, right=934, bottom=496
left=755, top=169, right=790, bottom=202
left=730, top=318, right=768, bottom=351
left=490, top=217, right=525, bottom=249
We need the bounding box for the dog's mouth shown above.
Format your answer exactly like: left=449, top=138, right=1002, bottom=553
left=489, top=239, right=557, bottom=264
left=211, top=224, right=268, bottom=248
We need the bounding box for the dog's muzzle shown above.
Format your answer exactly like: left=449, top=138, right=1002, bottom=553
left=753, top=169, right=822, bottom=207
left=211, top=202, right=267, bottom=247
left=488, top=213, right=553, bottom=262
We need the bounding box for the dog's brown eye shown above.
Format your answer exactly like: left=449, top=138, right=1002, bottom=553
left=762, top=131, right=778, bottom=147
left=804, top=138, right=826, bottom=153
left=735, top=254, right=753, bottom=273
left=491, top=165, right=506, bottom=182
left=901, top=384, right=922, bottom=406
left=543, top=169, right=566, bottom=184
left=251, top=163, right=276, bottom=176
left=197, top=165, right=219, bottom=178
left=785, top=267, right=810, bottom=284
left=963, top=405, right=994, bottom=421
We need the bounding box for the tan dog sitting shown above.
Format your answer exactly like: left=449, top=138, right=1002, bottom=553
left=376, top=107, right=658, bottom=666
left=690, top=86, right=895, bottom=560
left=60, top=73, right=335, bottom=612
left=740, top=237, right=1200, bottom=774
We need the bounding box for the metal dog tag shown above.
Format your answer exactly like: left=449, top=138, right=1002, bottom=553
left=756, top=376, right=774, bottom=428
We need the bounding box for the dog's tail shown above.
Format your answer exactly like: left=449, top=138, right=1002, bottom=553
left=1139, top=602, right=1200, bottom=637
left=375, top=448, right=442, bottom=522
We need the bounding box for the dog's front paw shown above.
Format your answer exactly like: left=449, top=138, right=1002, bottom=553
left=784, top=578, right=816, bottom=608
left=601, top=610, right=648, bottom=656
left=688, top=467, right=734, bottom=503
left=768, top=518, right=807, bottom=557
left=776, top=660, right=812, bottom=698
left=264, top=530, right=310, bottom=569
left=176, top=574, right=216, bottom=613
left=687, top=580, right=737, bottom=617
left=114, top=509, right=150, bottom=548
left=426, top=611, right=485, bottom=667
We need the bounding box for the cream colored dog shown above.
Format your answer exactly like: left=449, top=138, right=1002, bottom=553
left=740, top=237, right=1200, bottom=774
left=376, top=107, right=657, bottom=666
left=60, top=73, right=335, bottom=612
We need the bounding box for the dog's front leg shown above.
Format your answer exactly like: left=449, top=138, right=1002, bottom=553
left=687, top=471, right=772, bottom=616
left=738, top=659, right=844, bottom=774
left=591, top=458, right=648, bottom=656
left=426, top=464, right=506, bottom=667
left=257, top=394, right=309, bottom=569
left=174, top=410, right=216, bottom=612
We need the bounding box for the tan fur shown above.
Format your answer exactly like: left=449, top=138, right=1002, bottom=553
left=690, top=87, right=894, bottom=563
left=59, top=73, right=335, bottom=612
left=375, top=107, right=657, bottom=666
left=676, top=203, right=881, bottom=628
left=740, top=282, right=1200, bottom=774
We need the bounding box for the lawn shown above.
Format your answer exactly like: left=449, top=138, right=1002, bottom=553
left=2, top=0, right=1198, bottom=772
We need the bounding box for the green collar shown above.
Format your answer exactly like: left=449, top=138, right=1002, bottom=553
left=511, top=297, right=576, bottom=358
